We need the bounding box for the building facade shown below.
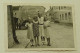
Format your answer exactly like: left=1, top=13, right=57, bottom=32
left=48, top=6, right=72, bottom=24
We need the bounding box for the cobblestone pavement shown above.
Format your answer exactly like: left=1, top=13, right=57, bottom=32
left=12, top=23, right=74, bottom=48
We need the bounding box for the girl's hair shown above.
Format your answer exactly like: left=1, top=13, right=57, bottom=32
left=33, top=16, right=38, bottom=21
left=28, top=18, right=32, bottom=23
left=44, top=16, right=48, bottom=21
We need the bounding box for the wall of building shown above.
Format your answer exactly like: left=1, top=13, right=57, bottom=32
left=59, top=11, right=72, bottom=23
left=48, top=6, right=73, bottom=24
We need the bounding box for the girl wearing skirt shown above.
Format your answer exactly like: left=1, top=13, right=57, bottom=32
left=25, top=18, right=34, bottom=47
left=44, top=17, right=51, bottom=46
left=33, top=16, right=40, bottom=46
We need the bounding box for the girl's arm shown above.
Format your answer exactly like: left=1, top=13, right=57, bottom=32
left=25, top=23, right=28, bottom=29
left=48, top=21, right=51, bottom=27
left=25, top=23, right=27, bottom=27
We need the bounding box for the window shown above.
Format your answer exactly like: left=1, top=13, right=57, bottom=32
left=68, top=12, right=71, bottom=15
left=62, top=14, right=64, bottom=20
left=64, top=6, right=66, bottom=10
left=65, top=13, right=67, bottom=20
left=60, top=14, right=61, bottom=20
left=61, top=6, right=63, bottom=9
left=59, top=6, right=60, bottom=10
left=68, top=12, right=71, bottom=19
left=64, top=6, right=66, bottom=8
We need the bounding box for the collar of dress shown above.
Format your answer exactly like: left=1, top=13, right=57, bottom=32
left=33, top=20, right=38, bottom=23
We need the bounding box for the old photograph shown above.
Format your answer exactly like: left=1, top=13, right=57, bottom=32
left=7, top=5, right=75, bottom=50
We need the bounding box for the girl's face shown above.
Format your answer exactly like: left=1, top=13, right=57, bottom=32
left=34, top=17, right=38, bottom=21
left=29, top=19, right=32, bottom=23
left=44, top=17, right=48, bottom=21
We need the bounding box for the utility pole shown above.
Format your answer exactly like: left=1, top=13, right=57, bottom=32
left=8, top=5, right=19, bottom=44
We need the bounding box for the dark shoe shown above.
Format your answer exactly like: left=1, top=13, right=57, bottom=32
left=47, top=44, right=51, bottom=46
left=47, top=38, right=51, bottom=46
left=31, top=45, right=34, bottom=47
left=35, top=44, right=37, bottom=47
left=25, top=46, right=27, bottom=48
left=43, top=37, right=45, bottom=41
left=43, top=43, right=45, bottom=45
left=41, top=36, right=43, bottom=41
left=37, top=44, right=40, bottom=46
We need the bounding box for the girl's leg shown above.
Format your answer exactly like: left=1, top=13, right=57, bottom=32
left=32, top=39, right=34, bottom=46
left=42, top=26, right=45, bottom=45
left=30, top=39, right=32, bottom=46
left=41, top=36, right=43, bottom=41
left=48, top=38, right=51, bottom=46
left=37, top=36, right=40, bottom=46
left=34, top=37, right=37, bottom=46
left=46, top=36, right=48, bottom=46
left=47, top=38, right=51, bottom=46
left=30, top=39, right=34, bottom=47
left=42, top=36, right=45, bottom=45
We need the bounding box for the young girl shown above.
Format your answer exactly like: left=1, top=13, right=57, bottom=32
left=44, top=16, right=51, bottom=46
left=38, top=14, right=45, bottom=45
left=33, top=16, right=40, bottom=46
left=25, top=18, right=34, bottom=47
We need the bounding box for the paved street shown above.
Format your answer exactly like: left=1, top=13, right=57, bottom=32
left=12, top=23, right=74, bottom=48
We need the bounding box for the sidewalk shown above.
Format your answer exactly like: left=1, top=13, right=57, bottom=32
left=12, top=23, right=74, bottom=48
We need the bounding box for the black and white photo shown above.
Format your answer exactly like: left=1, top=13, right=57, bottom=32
left=7, top=4, right=75, bottom=50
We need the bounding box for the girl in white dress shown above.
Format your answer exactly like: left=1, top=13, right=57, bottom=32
left=25, top=18, right=34, bottom=47
left=44, top=16, right=51, bottom=46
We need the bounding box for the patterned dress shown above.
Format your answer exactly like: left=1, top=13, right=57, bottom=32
left=33, top=21, right=39, bottom=37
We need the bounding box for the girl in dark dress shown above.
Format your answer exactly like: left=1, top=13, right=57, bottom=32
left=33, top=16, right=39, bottom=46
